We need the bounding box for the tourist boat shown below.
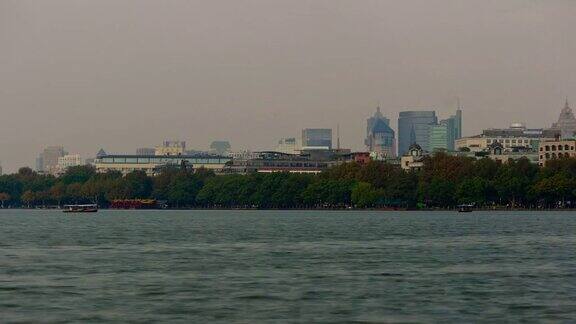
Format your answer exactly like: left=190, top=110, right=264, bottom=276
left=457, top=204, right=473, bottom=213
left=62, top=204, right=98, bottom=213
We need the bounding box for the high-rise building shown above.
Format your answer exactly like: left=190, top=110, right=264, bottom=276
left=429, top=124, right=449, bottom=151
left=453, top=108, right=463, bottom=140
left=35, top=156, right=43, bottom=172
left=302, top=128, right=332, bottom=149
left=365, top=107, right=396, bottom=157
left=398, top=111, right=437, bottom=155
left=276, top=137, right=300, bottom=154
left=551, top=99, right=576, bottom=138
left=435, top=107, right=463, bottom=151
left=37, top=146, right=67, bottom=174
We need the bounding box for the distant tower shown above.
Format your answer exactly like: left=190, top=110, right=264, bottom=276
left=551, top=98, right=576, bottom=138
left=337, top=124, right=341, bottom=150
left=455, top=98, right=463, bottom=139
left=365, top=106, right=396, bottom=157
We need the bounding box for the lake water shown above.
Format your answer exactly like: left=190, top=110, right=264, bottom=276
left=1, top=210, right=576, bottom=323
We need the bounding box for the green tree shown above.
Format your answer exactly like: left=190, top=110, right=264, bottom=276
left=351, top=182, right=379, bottom=208
left=420, top=177, right=456, bottom=207
left=456, top=177, right=488, bottom=205
left=60, top=165, right=96, bottom=185
left=123, top=171, right=153, bottom=198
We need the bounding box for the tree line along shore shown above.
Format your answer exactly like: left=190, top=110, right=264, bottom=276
left=0, top=153, right=575, bottom=210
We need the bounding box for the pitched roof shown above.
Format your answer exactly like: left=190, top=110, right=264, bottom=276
left=370, top=119, right=394, bottom=134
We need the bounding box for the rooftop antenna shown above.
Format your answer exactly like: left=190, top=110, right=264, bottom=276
left=457, top=97, right=462, bottom=110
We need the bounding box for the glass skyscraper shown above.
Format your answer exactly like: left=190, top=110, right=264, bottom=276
left=398, top=111, right=437, bottom=155
left=429, top=124, right=449, bottom=151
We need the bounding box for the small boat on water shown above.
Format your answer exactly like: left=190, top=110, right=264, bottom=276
left=457, top=204, right=474, bottom=213
left=62, top=204, right=98, bottom=213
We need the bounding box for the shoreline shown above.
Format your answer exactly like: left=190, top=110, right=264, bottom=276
left=4, top=207, right=576, bottom=212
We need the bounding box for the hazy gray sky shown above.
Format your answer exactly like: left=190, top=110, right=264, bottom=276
left=1, top=0, right=575, bottom=172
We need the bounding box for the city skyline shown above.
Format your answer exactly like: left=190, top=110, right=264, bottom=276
left=2, top=0, right=575, bottom=172
left=8, top=98, right=576, bottom=173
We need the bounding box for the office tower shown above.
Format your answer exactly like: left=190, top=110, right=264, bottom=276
left=429, top=124, right=449, bottom=151
left=366, top=106, right=390, bottom=136
left=302, top=128, right=332, bottom=149
left=365, top=107, right=396, bottom=157
left=438, top=117, right=456, bottom=151
left=551, top=99, right=576, bottom=138
left=398, top=111, right=437, bottom=155
left=453, top=108, right=463, bottom=140
left=35, top=156, right=44, bottom=172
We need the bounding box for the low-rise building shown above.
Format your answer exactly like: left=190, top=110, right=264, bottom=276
left=457, top=123, right=560, bottom=153
left=481, top=142, right=539, bottom=164
left=225, top=149, right=358, bottom=174
left=94, top=154, right=231, bottom=175
left=401, top=144, right=426, bottom=171
left=538, top=139, right=576, bottom=166
left=400, top=141, right=539, bottom=172
left=456, top=135, right=538, bottom=152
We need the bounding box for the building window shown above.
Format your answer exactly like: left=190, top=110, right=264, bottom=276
left=545, top=146, right=550, bottom=151
left=545, top=153, right=550, bottom=159
left=540, top=147, right=543, bottom=151
left=559, top=146, right=563, bottom=151
left=565, top=145, right=570, bottom=150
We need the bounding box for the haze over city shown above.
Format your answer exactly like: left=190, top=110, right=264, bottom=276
left=1, top=0, right=575, bottom=172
